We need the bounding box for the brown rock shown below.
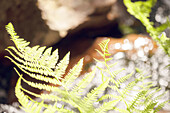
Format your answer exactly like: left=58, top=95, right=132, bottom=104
left=61, top=34, right=158, bottom=75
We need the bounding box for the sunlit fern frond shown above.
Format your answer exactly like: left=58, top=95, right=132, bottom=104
left=16, top=80, right=74, bottom=113
left=94, top=99, right=120, bottom=113
left=5, top=23, right=67, bottom=85
left=98, top=39, right=110, bottom=54
left=15, top=70, right=46, bottom=113
left=14, top=68, right=76, bottom=113
left=62, top=58, right=84, bottom=89
left=5, top=23, right=84, bottom=112
left=79, top=78, right=110, bottom=112
left=71, top=67, right=96, bottom=96
left=98, top=94, right=121, bottom=102
left=116, top=72, right=133, bottom=86
left=5, top=22, right=169, bottom=113
left=95, top=38, right=169, bottom=113
left=5, top=22, right=112, bottom=113
left=5, top=23, right=30, bottom=52
left=95, top=39, right=113, bottom=62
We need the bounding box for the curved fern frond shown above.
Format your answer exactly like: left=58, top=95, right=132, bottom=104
left=43, top=103, right=74, bottom=113
left=5, top=23, right=69, bottom=82
left=98, top=39, right=110, bottom=54
left=15, top=71, right=45, bottom=113
left=5, top=22, right=168, bottom=113
left=127, top=90, right=148, bottom=112
left=80, top=78, right=110, bottom=111
left=94, top=99, right=120, bottom=113
left=5, top=23, right=81, bottom=112
left=154, top=100, right=169, bottom=113
left=95, top=38, right=169, bottom=112
left=62, top=58, right=84, bottom=89
left=116, top=72, right=133, bottom=86
left=98, top=94, right=121, bottom=102
left=113, top=107, right=129, bottom=113
left=71, top=67, right=96, bottom=96
left=95, top=39, right=111, bottom=62
left=5, top=23, right=30, bottom=52
left=54, top=52, right=70, bottom=79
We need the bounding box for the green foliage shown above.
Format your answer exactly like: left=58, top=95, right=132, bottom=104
left=5, top=23, right=169, bottom=113
left=123, top=0, right=170, bottom=56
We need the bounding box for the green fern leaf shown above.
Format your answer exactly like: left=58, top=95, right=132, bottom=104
left=98, top=94, right=121, bottom=101
left=54, top=52, right=70, bottom=79
left=15, top=73, right=44, bottom=113
left=71, top=67, right=96, bottom=96
left=98, top=39, right=110, bottom=53
left=62, top=58, right=83, bottom=89
left=5, top=22, right=169, bottom=113
left=113, top=107, right=129, bottom=113
left=94, top=99, right=120, bottom=113
left=116, top=72, right=133, bottom=86
left=80, top=78, right=110, bottom=111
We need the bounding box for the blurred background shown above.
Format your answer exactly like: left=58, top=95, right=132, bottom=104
left=0, top=0, right=169, bottom=112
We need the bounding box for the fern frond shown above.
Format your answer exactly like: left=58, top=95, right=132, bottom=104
left=127, top=90, right=148, bottom=112
left=48, top=49, right=59, bottom=69
left=110, top=68, right=125, bottom=79
left=116, top=72, right=133, bottom=86
left=19, top=75, right=62, bottom=92
left=54, top=52, right=70, bottom=79
left=18, top=66, right=62, bottom=85
left=94, top=99, right=120, bottom=113
left=122, top=77, right=140, bottom=96
left=71, top=67, right=96, bottom=96
left=142, top=100, right=158, bottom=113
left=6, top=23, right=30, bottom=51
left=113, top=107, right=129, bottom=113
left=17, top=80, right=73, bottom=113
left=143, top=87, right=160, bottom=104
left=5, top=51, right=55, bottom=77
left=154, top=100, right=169, bottom=113
left=5, top=23, right=68, bottom=81
left=95, top=39, right=112, bottom=63
left=98, top=39, right=110, bottom=53
left=108, top=68, right=126, bottom=89
left=15, top=72, right=45, bottom=113
left=98, top=94, right=121, bottom=102
left=16, top=77, right=75, bottom=112
left=40, top=93, right=79, bottom=109
left=5, top=22, right=169, bottom=113
left=62, top=58, right=84, bottom=89
left=122, top=70, right=147, bottom=96
left=108, top=62, right=118, bottom=68
left=5, top=23, right=81, bottom=112
left=43, top=103, right=74, bottom=113
left=80, top=78, right=110, bottom=111
left=5, top=55, right=64, bottom=87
